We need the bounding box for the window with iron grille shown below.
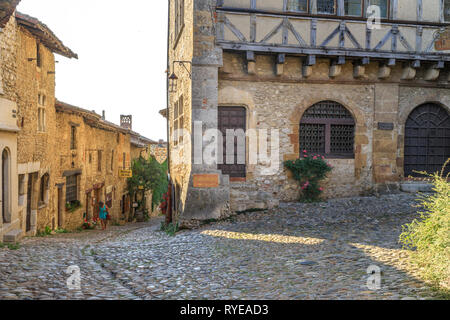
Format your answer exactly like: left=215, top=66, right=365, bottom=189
left=317, top=0, right=336, bottom=14
left=300, top=101, right=355, bottom=158
left=66, top=175, right=78, bottom=203
left=174, top=0, right=185, bottom=42
left=287, top=0, right=308, bottom=12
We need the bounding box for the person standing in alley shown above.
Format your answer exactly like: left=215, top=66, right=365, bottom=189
left=99, top=201, right=109, bottom=230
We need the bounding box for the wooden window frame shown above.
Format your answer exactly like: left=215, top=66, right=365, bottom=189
left=317, top=0, right=337, bottom=15
left=365, top=0, right=390, bottom=19
left=445, top=0, right=450, bottom=22
left=344, top=0, right=364, bottom=17
left=286, top=0, right=310, bottom=13
left=65, top=175, right=79, bottom=203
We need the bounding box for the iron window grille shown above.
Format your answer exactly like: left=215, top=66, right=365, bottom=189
left=66, top=175, right=78, bottom=203
left=300, top=101, right=355, bottom=159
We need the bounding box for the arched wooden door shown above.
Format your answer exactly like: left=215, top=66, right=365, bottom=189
left=404, top=103, right=450, bottom=177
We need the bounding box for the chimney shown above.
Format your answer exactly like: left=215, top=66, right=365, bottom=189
left=102, top=110, right=105, bottom=120
left=120, top=115, right=132, bottom=130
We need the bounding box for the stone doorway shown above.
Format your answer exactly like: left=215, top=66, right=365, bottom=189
left=404, top=103, right=450, bottom=177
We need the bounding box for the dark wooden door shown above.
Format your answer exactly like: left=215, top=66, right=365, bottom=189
left=218, top=107, right=246, bottom=178
left=26, top=174, right=32, bottom=232
left=58, top=187, right=64, bottom=228
left=404, top=103, right=450, bottom=177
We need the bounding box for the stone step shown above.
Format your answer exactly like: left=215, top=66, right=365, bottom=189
left=400, top=182, right=434, bottom=193
left=3, top=230, right=22, bottom=244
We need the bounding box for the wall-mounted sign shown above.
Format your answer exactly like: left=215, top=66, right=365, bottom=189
left=193, top=174, right=219, bottom=188
left=435, top=29, right=450, bottom=51
left=378, top=122, right=394, bottom=131
left=119, top=169, right=132, bottom=178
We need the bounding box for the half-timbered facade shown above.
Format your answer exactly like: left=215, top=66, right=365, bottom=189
left=167, top=0, right=450, bottom=226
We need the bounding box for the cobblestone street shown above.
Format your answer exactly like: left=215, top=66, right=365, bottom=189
left=0, top=193, right=440, bottom=300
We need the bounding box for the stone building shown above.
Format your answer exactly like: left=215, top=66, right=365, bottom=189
left=0, top=0, right=21, bottom=243
left=13, top=12, right=77, bottom=236
left=54, top=102, right=138, bottom=230
left=166, top=0, right=450, bottom=226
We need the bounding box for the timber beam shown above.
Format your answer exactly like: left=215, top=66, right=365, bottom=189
left=218, top=42, right=450, bottom=62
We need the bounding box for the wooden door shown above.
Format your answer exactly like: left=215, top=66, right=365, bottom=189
left=218, top=107, right=247, bottom=178
left=26, top=174, right=32, bottom=232
left=404, top=103, right=450, bottom=177
left=58, top=187, right=64, bottom=228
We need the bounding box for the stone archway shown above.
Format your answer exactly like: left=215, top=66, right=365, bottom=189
left=404, top=103, right=450, bottom=177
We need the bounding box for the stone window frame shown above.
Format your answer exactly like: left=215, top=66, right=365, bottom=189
left=174, top=0, right=185, bottom=47
left=70, top=125, right=77, bottom=150
left=38, top=173, right=49, bottom=207
left=111, top=150, right=115, bottom=172
left=97, top=150, right=103, bottom=172
left=37, top=93, right=47, bottom=133
left=299, top=101, right=356, bottom=159
left=173, top=95, right=184, bottom=148
left=36, top=41, right=42, bottom=68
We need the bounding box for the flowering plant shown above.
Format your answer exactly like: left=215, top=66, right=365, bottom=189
left=284, top=150, right=333, bottom=202
left=82, top=218, right=98, bottom=230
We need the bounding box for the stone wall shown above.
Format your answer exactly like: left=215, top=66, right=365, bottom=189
left=15, top=24, right=58, bottom=234
left=168, top=0, right=194, bottom=221
left=54, top=108, right=132, bottom=231
left=217, top=51, right=450, bottom=211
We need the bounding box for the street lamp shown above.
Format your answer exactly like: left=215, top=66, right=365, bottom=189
left=168, top=61, right=191, bottom=93
left=169, top=72, right=178, bottom=93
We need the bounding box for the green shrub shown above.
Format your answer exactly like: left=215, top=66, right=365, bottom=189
left=284, top=151, right=333, bottom=202
left=399, top=160, right=450, bottom=291
left=7, top=243, right=20, bottom=250
left=160, top=221, right=179, bottom=237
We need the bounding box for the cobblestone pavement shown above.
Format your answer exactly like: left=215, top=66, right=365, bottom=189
left=0, top=193, right=442, bottom=300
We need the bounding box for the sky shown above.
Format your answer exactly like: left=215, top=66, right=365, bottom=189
left=17, top=0, right=169, bottom=142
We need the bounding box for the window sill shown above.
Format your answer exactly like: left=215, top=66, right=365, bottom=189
left=38, top=203, right=47, bottom=210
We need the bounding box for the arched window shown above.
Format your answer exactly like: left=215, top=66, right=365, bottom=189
left=300, top=101, right=355, bottom=158
left=2, top=148, right=11, bottom=224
